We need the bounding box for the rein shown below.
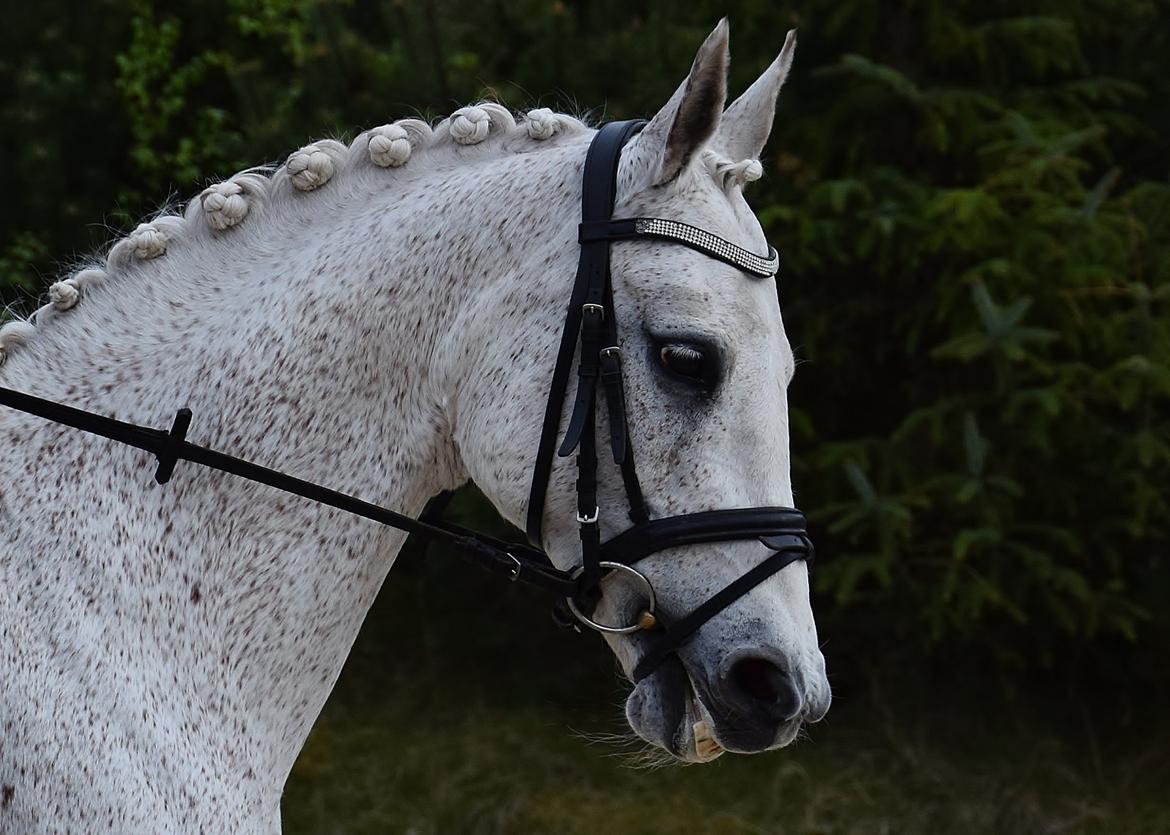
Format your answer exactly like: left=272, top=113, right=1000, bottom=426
left=0, top=386, right=572, bottom=596
left=0, top=120, right=812, bottom=685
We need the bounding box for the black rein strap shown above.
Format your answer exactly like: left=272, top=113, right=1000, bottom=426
left=0, top=386, right=575, bottom=598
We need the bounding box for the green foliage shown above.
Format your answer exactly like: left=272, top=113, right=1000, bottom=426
left=1, top=0, right=1167, bottom=681
left=770, top=0, right=1170, bottom=671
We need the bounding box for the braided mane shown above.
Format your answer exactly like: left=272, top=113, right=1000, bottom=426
left=0, top=102, right=761, bottom=367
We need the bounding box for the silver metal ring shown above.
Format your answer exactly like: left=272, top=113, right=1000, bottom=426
left=566, top=561, right=656, bottom=635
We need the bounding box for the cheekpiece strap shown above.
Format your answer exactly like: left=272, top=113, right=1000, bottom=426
left=524, top=119, right=646, bottom=546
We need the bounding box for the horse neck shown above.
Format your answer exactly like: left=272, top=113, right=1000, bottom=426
left=0, top=136, right=585, bottom=788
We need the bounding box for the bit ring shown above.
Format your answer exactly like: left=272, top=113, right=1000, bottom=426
left=566, top=561, right=657, bottom=635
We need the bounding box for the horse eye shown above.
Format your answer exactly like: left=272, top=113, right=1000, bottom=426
left=658, top=343, right=712, bottom=386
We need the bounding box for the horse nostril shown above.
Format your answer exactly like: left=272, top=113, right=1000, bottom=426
left=730, top=657, right=783, bottom=701
left=724, top=655, right=802, bottom=722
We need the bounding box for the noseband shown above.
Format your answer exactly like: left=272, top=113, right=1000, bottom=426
left=0, top=120, right=812, bottom=685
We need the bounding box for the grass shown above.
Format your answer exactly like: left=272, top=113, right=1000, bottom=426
left=281, top=543, right=1170, bottom=834
left=284, top=678, right=1169, bottom=834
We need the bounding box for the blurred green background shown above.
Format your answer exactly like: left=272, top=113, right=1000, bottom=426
left=2, top=0, right=1168, bottom=832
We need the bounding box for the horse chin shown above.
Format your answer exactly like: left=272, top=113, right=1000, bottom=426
left=624, top=656, right=726, bottom=764
left=625, top=656, right=808, bottom=761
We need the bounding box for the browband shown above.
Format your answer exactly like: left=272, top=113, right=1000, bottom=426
left=579, top=217, right=779, bottom=279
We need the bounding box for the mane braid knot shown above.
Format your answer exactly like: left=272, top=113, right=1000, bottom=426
left=200, top=181, right=250, bottom=231
left=711, top=156, right=764, bottom=190
left=0, top=320, right=36, bottom=366
left=126, top=222, right=168, bottom=260
left=525, top=108, right=560, bottom=140
left=368, top=124, right=412, bottom=167
left=450, top=106, right=492, bottom=145
left=49, top=278, right=81, bottom=311
left=287, top=144, right=336, bottom=191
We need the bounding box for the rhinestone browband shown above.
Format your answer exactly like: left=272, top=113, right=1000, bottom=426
left=578, top=217, right=779, bottom=279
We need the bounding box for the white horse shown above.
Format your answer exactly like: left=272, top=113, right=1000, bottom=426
left=0, top=20, right=829, bottom=833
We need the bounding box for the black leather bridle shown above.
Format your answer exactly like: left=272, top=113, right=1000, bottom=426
left=524, top=120, right=812, bottom=681
left=0, top=120, right=812, bottom=684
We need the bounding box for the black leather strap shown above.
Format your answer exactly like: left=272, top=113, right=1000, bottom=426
left=525, top=119, right=646, bottom=547
left=601, top=507, right=809, bottom=565
left=598, top=262, right=649, bottom=527
left=631, top=544, right=810, bottom=682
left=0, top=385, right=580, bottom=598
left=558, top=303, right=604, bottom=457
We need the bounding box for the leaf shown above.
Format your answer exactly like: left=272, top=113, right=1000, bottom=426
left=927, top=188, right=1005, bottom=226
left=1083, top=168, right=1121, bottom=218
left=962, top=412, right=989, bottom=476
left=809, top=179, right=873, bottom=215
left=833, top=54, right=925, bottom=104
left=844, top=460, right=878, bottom=503
left=953, top=527, right=1001, bottom=561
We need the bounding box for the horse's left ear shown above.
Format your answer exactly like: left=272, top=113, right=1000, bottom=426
left=628, top=19, right=730, bottom=187
left=716, top=29, right=796, bottom=161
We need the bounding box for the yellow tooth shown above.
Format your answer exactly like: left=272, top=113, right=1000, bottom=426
left=693, top=719, right=711, bottom=741
left=692, top=720, right=725, bottom=762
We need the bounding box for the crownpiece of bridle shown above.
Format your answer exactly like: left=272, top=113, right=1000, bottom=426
left=0, top=120, right=812, bottom=684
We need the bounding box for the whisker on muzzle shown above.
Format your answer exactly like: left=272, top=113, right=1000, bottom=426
left=567, top=718, right=687, bottom=770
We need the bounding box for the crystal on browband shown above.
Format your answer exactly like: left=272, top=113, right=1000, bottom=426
left=577, top=217, right=779, bottom=279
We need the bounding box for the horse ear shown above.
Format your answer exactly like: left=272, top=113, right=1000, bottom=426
left=628, top=19, right=730, bottom=187
left=716, top=29, right=796, bottom=161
